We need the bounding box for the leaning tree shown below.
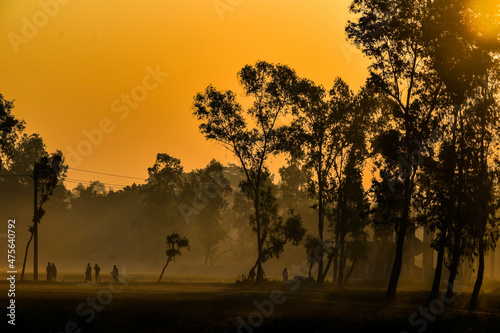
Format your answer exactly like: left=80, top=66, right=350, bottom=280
left=158, top=233, right=190, bottom=283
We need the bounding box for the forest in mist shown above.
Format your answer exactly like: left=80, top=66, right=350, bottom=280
left=0, top=147, right=319, bottom=278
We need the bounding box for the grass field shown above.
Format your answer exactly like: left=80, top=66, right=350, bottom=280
left=2, top=275, right=500, bottom=333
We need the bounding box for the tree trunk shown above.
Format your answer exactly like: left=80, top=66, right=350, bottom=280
left=33, top=175, right=38, bottom=281
left=337, top=235, right=346, bottom=288
left=344, top=261, right=356, bottom=285
left=429, top=240, right=445, bottom=301
left=254, top=187, right=264, bottom=284
left=317, top=167, right=325, bottom=284
left=157, top=257, right=171, bottom=283
left=20, top=230, right=34, bottom=281
left=333, top=253, right=338, bottom=282
left=204, top=247, right=209, bottom=266
left=308, top=262, right=313, bottom=278
left=386, top=219, right=408, bottom=299
left=248, top=258, right=258, bottom=278
left=256, top=239, right=263, bottom=283
left=333, top=234, right=340, bottom=282
left=469, top=238, right=484, bottom=312
left=470, top=99, right=487, bottom=312
left=322, top=252, right=334, bottom=282
left=445, top=236, right=462, bottom=299
left=386, top=175, right=412, bottom=300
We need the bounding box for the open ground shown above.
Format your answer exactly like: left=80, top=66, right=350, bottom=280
left=3, top=275, right=500, bottom=333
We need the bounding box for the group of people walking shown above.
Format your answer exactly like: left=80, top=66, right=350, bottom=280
left=46, top=262, right=57, bottom=281
left=84, top=263, right=119, bottom=282
left=85, top=263, right=101, bottom=282
left=44, top=262, right=120, bottom=283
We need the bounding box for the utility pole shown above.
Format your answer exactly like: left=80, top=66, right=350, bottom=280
left=33, top=169, right=38, bottom=281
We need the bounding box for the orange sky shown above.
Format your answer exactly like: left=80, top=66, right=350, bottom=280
left=0, top=0, right=370, bottom=188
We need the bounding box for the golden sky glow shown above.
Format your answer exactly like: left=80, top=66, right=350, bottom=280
left=0, top=0, right=370, bottom=187
left=467, top=0, right=500, bottom=41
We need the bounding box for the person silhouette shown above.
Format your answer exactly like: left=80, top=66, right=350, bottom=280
left=282, top=268, right=288, bottom=283
left=46, top=262, right=52, bottom=281
left=110, top=265, right=119, bottom=282
left=85, top=263, right=92, bottom=282
left=94, top=264, right=101, bottom=282
left=51, top=263, right=57, bottom=281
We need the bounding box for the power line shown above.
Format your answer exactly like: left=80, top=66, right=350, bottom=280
left=63, top=181, right=132, bottom=191
left=68, top=167, right=147, bottom=181
left=65, top=178, right=134, bottom=188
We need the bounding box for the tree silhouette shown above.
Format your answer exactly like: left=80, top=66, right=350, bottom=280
left=240, top=171, right=306, bottom=277
left=283, top=78, right=338, bottom=283
left=193, top=61, right=299, bottom=283
left=467, top=66, right=500, bottom=311
left=423, top=0, right=500, bottom=307
left=284, top=78, right=372, bottom=283
left=0, top=94, right=24, bottom=170
left=158, top=233, right=190, bottom=283
left=347, top=0, right=445, bottom=299
left=143, top=153, right=184, bottom=231
left=20, top=153, right=65, bottom=280
left=182, top=160, right=232, bottom=265
left=331, top=151, right=369, bottom=288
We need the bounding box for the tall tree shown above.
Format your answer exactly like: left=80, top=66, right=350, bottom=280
left=20, top=152, right=65, bottom=280
left=416, top=146, right=455, bottom=301
left=468, top=65, right=500, bottom=311
left=285, top=78, right=372, bottom=283
left=331, top=151, right=369, bottom=288
left=462, top=0, right=500, bottom=311
left=284, top=78, right=341, bottom=283
left=422, top=0, right=500, bottom=305
left=347, top=0, right=445, bottom=299
left=193, top=61, right=299, bottom=283
left=326, top=82, right=372, bottom=286
left=0, top=97, right=66, bottom=280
